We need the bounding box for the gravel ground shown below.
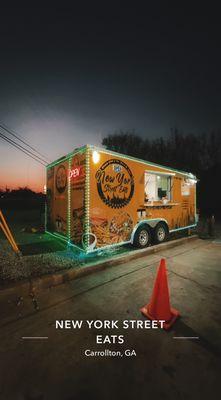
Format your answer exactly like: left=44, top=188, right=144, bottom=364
left=0, top=240, right=81, bottom=283
left=0, top=236, right=136, bottom=284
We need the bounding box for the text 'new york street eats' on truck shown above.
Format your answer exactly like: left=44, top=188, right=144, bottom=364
left=46, top=145, right=197, bottom=253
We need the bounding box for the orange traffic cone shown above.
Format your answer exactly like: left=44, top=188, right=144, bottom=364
left=140, top=258, right=180, bottom=330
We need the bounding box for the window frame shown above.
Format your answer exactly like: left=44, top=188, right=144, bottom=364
left=144, top=170, right=175, bottom=203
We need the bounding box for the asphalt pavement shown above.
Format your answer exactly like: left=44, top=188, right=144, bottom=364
left=0, top=238, right=221, bottom=400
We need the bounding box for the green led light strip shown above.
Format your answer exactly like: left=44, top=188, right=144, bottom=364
left=89, top=145, right=197, bottom=179
left=85, top=240, right=131, bottom=254
left=169, top=224, right=197, bottom=233
left=47, top=144, right=196, bottom=179
left=45, top=230, right=70, bottom=243
left=84, top=145, right=90, bottom=251
left=46, top=146, right=87, bottom=169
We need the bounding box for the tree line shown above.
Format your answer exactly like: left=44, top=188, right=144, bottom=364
left=102, top=128, right=221, bottom=175
left=102, top=129, right=221, bottom=217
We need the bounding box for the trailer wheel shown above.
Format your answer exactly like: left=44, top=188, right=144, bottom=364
left=153, top=222, right=168, bottom=244
left=133, top=225, right=151, bottom=248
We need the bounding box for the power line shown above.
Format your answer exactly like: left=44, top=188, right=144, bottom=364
left=0, top=122, right=51, bottom=163
left=0, top=132, right=46, bottom=166
left=0, top=122, right=51, bottom=162
left=0, top=129, right=47, bottom=165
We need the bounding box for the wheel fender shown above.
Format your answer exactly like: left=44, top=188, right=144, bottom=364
left=130, top=218, right=169, bottom=243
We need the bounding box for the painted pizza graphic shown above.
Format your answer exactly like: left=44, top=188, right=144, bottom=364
left=95, top=159, right=134, bottom=208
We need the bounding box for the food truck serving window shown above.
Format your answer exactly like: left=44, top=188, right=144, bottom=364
left=144, top=171, right=173, bottom=202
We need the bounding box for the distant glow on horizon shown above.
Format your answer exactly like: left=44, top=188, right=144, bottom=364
left=0, top=144, right=46, bottom=192
left=0, top=112, right=104, bottom=191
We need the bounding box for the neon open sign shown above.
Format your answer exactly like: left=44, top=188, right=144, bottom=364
left=69, top=167, right=81, bottom=179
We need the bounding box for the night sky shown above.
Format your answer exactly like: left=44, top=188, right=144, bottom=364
left=0, top=3, right=221, bottom=190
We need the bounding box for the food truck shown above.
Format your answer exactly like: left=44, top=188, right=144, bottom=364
left=46, top=145, right=197, bottom=252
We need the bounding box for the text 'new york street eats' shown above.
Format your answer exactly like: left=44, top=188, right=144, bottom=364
left=55, top=320, right=165, bottom=329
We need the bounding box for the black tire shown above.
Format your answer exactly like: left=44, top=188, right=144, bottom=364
left=133, top=225, right=152, bottom=248
left=153, top=222, right=168, bottom=244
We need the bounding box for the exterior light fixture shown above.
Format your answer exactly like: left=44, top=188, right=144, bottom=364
left=189, top=178, right=197, bottom=185
left=185, top=177, right=197, bottom=186
left=92, top=150, right=100, bottom=164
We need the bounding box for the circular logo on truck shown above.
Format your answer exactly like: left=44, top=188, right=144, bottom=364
left=56, top=165, right=67, bottom=193
left=95, top=159, right=134, bottom=208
